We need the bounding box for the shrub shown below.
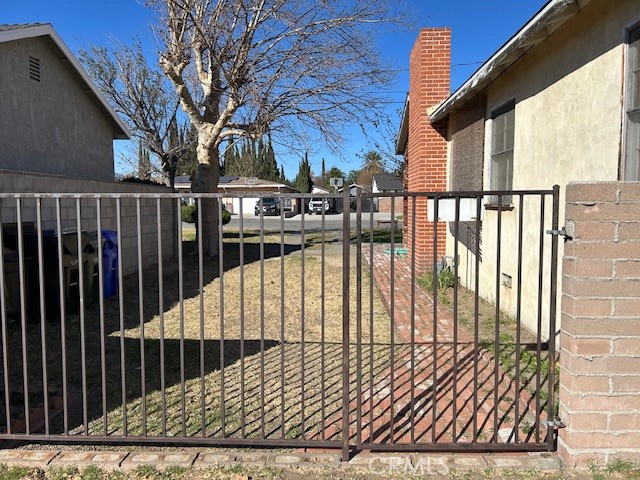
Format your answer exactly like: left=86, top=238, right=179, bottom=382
left=118, top=175, right=164, bottom=186
left=221, top=208, right=231, bottom=224
left=181, top=204, right=231, bottom=225
left=181, top=204, right=197, bottom=223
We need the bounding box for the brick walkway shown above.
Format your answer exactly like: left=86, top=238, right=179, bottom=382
left=350, top=244, right=549, bottom=447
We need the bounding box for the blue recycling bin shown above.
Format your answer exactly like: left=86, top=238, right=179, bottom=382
left=102, top=230, right=118, bottom=298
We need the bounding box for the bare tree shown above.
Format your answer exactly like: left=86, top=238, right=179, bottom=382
left=150, top=0, right=404, bottom=254
left=80, top=40, right=193, bottom=188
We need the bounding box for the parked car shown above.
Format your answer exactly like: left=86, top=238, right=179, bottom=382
left=308, top=197, right=332, bottom=214
left=254, top=197, right=281, bottom=216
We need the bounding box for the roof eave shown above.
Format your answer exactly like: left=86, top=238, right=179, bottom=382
left=395, top=94, right=410, bottom=155
left=0, top=24, right=131, bottom=139
left=430, top=0, right=592, bottom=123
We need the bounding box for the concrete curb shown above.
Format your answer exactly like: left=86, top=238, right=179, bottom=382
left=0, top=448, right=563, bottom=474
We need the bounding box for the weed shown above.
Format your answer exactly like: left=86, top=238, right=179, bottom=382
left=417, top=267, right=455, bottom=294
left=81, top=465, right=107, bottom=480
left=0, top=465, right=35, bottom=480
left=48, top=466, right=80, bottom=480
left=588, top=458, right=640, bottom=479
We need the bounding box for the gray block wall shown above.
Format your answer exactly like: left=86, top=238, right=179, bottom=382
left=0, top=171, right=177, bottom=276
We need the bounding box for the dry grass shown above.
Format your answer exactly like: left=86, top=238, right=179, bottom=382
left=0, top=229, right=391, bottom=440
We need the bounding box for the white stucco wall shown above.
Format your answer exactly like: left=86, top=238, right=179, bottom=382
left=446, top=0, right=639, bottom=337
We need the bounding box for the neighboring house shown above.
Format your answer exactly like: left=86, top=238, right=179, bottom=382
left=218, top=177, right=300, bottom=214
left=337, top=183, right=371, bottom=212
left=0, top=23, right=129, bottom=182
left=174, top=175, right=302, bottom=213
left=174, top=175, right=195, bottom=205
left=338, top=183, right=366, bottom=197
left=372, top=173, right=403, bottom=213
left=311, top=185, right=330, bottom=195
left=398, top=0, right=640, bottom=335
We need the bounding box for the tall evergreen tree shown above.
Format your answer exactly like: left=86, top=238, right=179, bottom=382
left=294, top=152, right=313, bottom=193
left=138, top=140, right=152, bottom=180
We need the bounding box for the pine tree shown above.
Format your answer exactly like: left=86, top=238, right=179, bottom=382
left=176, top=124, right=198, bottom=178
left=138, top=140, right=151, bottom=180
left=294, top=152, right=313, bottom=193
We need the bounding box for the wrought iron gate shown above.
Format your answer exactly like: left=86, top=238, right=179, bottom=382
left=0, top=187, right=559, bottom=459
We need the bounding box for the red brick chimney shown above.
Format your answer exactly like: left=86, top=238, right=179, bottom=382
left=403, top=28, right=451, bottom=272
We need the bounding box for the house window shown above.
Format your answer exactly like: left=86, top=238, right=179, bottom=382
left=489, top=100, right=515, bottom=204
left=624, top=25, right=640, bottom=181
left=28, top=56, right=41, bottom=82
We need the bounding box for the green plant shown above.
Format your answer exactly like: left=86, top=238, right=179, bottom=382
left=418, top=267, right=455, bottom=293
left=181, top=204, right=231, bottom=225
left=222, top=207, right=231, bottom=224
left=588, top=458, right=640, bottom=480
left=181, top=204, right=197, bottom=223
left=0, top=465, right=34, bottom=480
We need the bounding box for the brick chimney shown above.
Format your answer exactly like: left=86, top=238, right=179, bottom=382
left=403, top=28, right=451, bottom=272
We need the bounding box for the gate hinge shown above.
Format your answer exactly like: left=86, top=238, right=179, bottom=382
left=546, top=228, right=572, bottom=240
left=542, top=419, right=566, bottom=429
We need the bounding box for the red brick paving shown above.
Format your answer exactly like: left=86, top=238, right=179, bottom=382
left=344, top=244, right=550, bottom=447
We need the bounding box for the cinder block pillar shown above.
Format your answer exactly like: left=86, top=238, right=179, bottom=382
left=403, top=28, right=450, bottom=272
left=558, top=182, right=640, bottom=466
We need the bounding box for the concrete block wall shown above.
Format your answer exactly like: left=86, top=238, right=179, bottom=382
left=0, top=170, right=177, bottom=276
left=558, top=181, right=640, bottom=466
left=403, top=28, right=450, bottom=272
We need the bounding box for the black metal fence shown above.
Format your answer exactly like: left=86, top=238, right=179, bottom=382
left=0, top=188, right=559, bottom=459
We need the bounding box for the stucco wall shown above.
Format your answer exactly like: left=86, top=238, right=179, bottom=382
left=0, top=37, right=115, bottom=182
left=0, top=171, right=177, bottom=276
left=446, top=0, right=638, bottom=335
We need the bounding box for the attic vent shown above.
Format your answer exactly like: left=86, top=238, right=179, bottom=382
left=29, top=56, right=41, bottom=82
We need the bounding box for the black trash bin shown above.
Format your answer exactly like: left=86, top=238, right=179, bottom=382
left=102, top=230, right=118, bottom=298
left=2, top=223, right=37, bottom=321
left=2, top=248, right=33, bottom=322
left=42, top=229, right=81, bottom=321
left=82, top=231, right=99, bottom=306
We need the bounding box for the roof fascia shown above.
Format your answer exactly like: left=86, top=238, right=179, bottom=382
left=430, top=0, right=592, bottom=122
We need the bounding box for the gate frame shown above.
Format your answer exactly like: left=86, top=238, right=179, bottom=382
left=0, top=187, right=559, bottom=461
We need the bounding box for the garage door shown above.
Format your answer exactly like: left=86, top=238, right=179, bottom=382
left=231, top=197, right=260, bottom=215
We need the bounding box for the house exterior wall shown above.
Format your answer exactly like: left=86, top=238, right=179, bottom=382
left=0, top=171, right=176, bottom=276
left=445, top=0, right=637, bottom=335
left=0, top=37, right=115, bottom=182
left=403, top=28, right=450, bottom=272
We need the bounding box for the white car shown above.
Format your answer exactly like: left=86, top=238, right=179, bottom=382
left=308, top=198, right=331, bottom=214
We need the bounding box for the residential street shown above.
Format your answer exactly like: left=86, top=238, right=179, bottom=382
left=225, top=211, right=400, bottom=232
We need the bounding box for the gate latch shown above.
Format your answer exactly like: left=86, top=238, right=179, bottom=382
left=546, top=228, right=572, bottom=240
left=542, top=419, right=566, bottom=429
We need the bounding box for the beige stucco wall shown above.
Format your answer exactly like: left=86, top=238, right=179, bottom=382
left=0, top=37, right=116, bottom=182
left=446, top=0, right=638, bottom=336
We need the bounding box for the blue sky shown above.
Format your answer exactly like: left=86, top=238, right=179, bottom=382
left=4, top=0, right=548, bottom=179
